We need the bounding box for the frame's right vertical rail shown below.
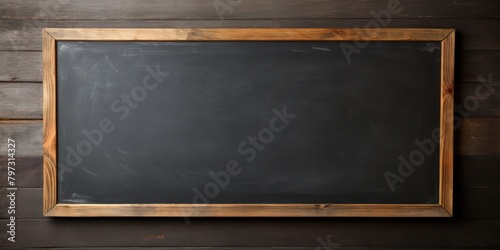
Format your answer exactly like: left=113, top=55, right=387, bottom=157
left=440, top=30, right=455, bottom=216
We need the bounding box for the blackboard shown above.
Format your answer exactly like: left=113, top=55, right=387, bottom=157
left=43, top=28, right=455, bottom=217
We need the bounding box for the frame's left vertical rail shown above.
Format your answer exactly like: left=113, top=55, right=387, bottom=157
left=42, top=29, right=58, bottom=215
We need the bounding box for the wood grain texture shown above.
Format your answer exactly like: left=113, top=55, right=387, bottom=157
left=45, top=28, right=453, bottom=41
left=42, top=29, right=57, bottom=215
left=3, top=50, right=497, bottom=83
left=45, top=204, right=450, bottom=217
left=0, top=121, right=42, bottom=156
left=454, top=156, right=500, bottom=220
left=457, top=119, right=500, bottom=155
left=0, top=156, right=42, bottom=188
left=5, top=118, right=497, bottom=158
left=457, top=118, right=500, bottom=155
left=1, top=0, right=499, bottom=20
left=3, top=82, right=500, bottom=120
left=0, top=188, right=42, bottom=219
left=2, top=248, right=491, bottom=250
left=2, top=19, right=500, bottom=51
left=0, top=52, right=41, bottom=81
left=439, top=30, right=455, bottom=216
left=6, top=162, right=500, bottom=219
left=459, top=51, right=500, bottom=83
left=0, top=218, right=499, bottom=248
left=456, top=83, right=500, bottom=117
left=3, top=248, right=491, bottom=250
left=0, top=83, right=42, bottom=119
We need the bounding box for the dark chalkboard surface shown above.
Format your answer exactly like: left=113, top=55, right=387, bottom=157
left=56, top=41, right=441, bottom=205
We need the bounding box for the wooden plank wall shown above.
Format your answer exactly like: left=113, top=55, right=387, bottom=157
left=1, top=0, right=499, bottom=248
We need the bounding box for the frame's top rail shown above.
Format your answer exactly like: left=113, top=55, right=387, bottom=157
left=43, top=28, right=455, bottom=41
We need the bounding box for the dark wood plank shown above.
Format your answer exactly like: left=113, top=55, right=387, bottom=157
left=457, top=188, right=500, bottom=220
left=0, top=188, right=42, bottom=219
left=2, top=48, right=499, bottom=120
left=0, top=83, right=42, bottom=119
left=2, top=246, right=491, bottom=249
left=1, top=18, right=500, bottom=51
left=459, top=51, right=500, bottom=83
left=0, top=121, right=42, bottom=157
left=454, top=156, right=500, bottom=219
left=2, top=156, right=498, bottom=219
left=457, top=83, right=500, bottom=118
left=2, top=118, right=500, bottom=157
left=457, top=118, right=500, bottom=155
left=0, top=156, right=42, bottom=188
left=7, top=248, right=497, bottom=250
left=1, top=50, right=499, bottom=84
left=0, top=83, right=498, bottom=122
left=0, top=218, right=498, bottom=248
left=4, top=184, right=496, bottom=219
left=1, top=0, right=499, bottom=20
left=0, top=52, right=41, bottom=82
left=2, top=82, right=500, bottom=120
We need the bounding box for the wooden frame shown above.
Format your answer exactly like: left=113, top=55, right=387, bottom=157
left=43, top=28, right=454, bottom=217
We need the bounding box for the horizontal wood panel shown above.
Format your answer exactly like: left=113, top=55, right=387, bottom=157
left=0, top=121, right=42, bottom=157
left=0, top=50, right=498, bottom=83
left=1, top=186, right=495, bottom=220
left=0, top=155, right=43, bottom=188
left=0, top=52, right=41, bottom=82
left=0, top=188, right=42, bottom=219
left=455, top=156, right=500, bottom=189
left=1, top=156, right=498, bottom=219
left=2, top=82, right=500, bottom=120
left=2, top=248, right=493, bottom=250
left=0, top=248, right=484, bottom=250
left=0, top=83, right=42, bottom=119
left=2, top=186, right=495, bottom=220
left=1, top=0, right=499, bottom=20
left=0, top=157, right=42, bottom=188
left=1, top=118, right=500, bottom=157
left=1, top=19, right=500, bottom=51
left=456, top=83, right=500, bottom=117
left=457, top=189, right=500, bottom=220
left=459, top=51, right=500, bottom=83
left=454, top=156, right=500, bottom=219
left=0, top=218, right=498, bottom=248
left=456, top=118, right=500, bottom=155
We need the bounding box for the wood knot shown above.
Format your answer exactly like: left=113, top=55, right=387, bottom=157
left=446, top=86, right=453, bottom=95
left=315, top=204, right=330, bottom=209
